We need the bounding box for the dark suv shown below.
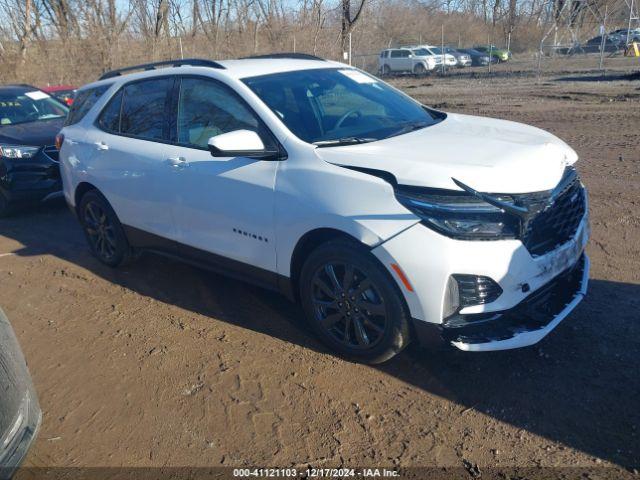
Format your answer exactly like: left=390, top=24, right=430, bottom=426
left=0, top=85, right=68, bottom=216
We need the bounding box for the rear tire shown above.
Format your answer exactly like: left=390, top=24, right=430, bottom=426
left=299, top=239, right=412, bottom=364
left=78, top=190, right=134, bottom=267
left=382, top=65, right=391, bottom=76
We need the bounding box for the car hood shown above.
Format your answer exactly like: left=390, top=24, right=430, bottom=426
left=0, top=118, right=64, bottom=147
left=315, top=113, right=578, bottom=194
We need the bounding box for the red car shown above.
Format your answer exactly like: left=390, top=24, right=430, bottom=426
left=41, top=85, right=76, bottom=106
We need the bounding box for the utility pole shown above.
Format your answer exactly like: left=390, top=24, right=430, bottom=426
left=627, top=0, right=639, bottom=45
left=441, top=25, right=445, bottom=75
left=599, top=4, right=608, bottom=71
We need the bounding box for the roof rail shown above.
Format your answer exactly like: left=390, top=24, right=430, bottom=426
left=99, top=58, right=225, bottom=81
left=242, top=53, right=326, bottom=61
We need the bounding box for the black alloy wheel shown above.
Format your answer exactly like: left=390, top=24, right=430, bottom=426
left=310, top=262, right=387, bottom=350
left=300, top=239, right=411, bottom=364
left=79, top=190, right=133, bottom=267
left=83, top=200, right=117, bottom=262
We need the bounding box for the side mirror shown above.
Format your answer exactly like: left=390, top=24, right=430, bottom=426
left=208, top=130, right=283, bottom=160
left=408, top=54, right=414, bottom=58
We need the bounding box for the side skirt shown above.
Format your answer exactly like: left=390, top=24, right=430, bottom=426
left=122, top=225, right=295, bottom=300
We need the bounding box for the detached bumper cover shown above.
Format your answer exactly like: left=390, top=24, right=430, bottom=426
left=446, top=253, right=589, bottom=351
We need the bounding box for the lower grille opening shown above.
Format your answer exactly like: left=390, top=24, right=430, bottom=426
left=442, top=254, right=586, bottom=345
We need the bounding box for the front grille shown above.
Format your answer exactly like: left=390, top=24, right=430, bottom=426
left=42, top=145, right=59, bottom=162
left=520, top=172, right=586, bottom=256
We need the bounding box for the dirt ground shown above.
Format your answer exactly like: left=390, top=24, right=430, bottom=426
left=2, top=56, right=639, bottom=478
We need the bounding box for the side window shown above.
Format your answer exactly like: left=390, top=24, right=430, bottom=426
left=401, top=50, right=410, bottom=58
left=177, top=77, right=273, bottom=150
left=64, top=84, right=110, bottom=126
left=97, top=90, right=123, bottom=133
left=390, top=50, right=401, bottom=58
left=120, top=77, right=172, bottom=141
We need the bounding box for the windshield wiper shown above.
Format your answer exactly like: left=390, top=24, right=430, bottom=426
left=386, top=121, right=431, bottom=139
left=313, top=137, right=377, bottom=147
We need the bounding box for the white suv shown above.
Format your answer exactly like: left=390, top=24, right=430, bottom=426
left=413, top=45, right=459, bottom=67
left=379, top=48, right=437, bottom=75
left=58, top=55, right=589, bottom=363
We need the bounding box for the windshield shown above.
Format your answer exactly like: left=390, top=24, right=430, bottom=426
left=412, top=48, right=431, bottom=56
left=429, top=47, right=444, bottom=54
left=243, top=68, right=444, bottom=145
left=0, top=90, right=68, bottom=126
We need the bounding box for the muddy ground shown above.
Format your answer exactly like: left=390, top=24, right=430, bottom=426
left=2, top=56, right=639, bottom=478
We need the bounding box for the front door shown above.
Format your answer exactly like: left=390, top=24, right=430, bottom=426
left=164, top=76, right=279, bottom=274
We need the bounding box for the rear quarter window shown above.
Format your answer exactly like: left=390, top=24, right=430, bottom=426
left=64, top=84, right=111, bottom=126
left=97, top=90, right=123, bottom=133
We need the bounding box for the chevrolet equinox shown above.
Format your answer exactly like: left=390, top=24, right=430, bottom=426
left=58, top=55, right=589, bottom=363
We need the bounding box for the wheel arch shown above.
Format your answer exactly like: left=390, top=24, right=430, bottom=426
left=289, top=228, right=366, bottom=302
left=74, top=181, right=99, bottom=215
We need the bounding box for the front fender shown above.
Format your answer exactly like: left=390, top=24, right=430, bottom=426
left=274, top=150, right=419, bottom=276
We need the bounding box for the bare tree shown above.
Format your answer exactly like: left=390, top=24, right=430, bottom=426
left=341, top=0, right=366, bottom=52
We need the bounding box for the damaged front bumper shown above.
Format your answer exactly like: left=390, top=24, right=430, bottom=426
left=0, top=147, right=62, bottom=207
left=444, top=253, right=589, bottom=351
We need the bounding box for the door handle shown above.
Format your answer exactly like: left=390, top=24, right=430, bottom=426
left=95, top=141, right=109, bottom=151
left=167, top=156, right=188, bottom=167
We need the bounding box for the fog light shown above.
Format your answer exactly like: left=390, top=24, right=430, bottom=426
left=443, top=274, right=502, bottom=319
left=454, top=274, right=503, bottom=307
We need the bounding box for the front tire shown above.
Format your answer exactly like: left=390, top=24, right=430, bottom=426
left=414, top=63, right=427, bottom=76
left=79, top=190, right=133, bottom=267
left=299, top=239, right=411, bottom=364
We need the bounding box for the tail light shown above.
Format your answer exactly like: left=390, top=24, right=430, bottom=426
left=55, top=133, right=64, bottom=151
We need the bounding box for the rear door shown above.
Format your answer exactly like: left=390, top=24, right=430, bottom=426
left=162, top=76, right=279, bottom=273
left=81, top=76, right=178, bottom=239
left=399, top=49, right=413, bottom=70
left=389, top=50, right=404, bottom=71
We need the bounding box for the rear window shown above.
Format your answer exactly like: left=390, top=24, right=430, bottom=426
left=64, top=84, right=110, bottom=126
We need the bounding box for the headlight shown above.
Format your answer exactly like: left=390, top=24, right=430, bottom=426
left=395, top=186, right=520, bottom=239
left=0, top=145, right=40, bottom=159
